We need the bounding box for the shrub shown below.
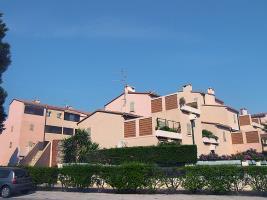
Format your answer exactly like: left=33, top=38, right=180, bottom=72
left=245, top=166, right=267, bottom=192
left=199, top=149, right=266, bottom=161
left=199, top=153, right=232, bottom=161
left=85, top=145, right=197, bottom=166
left=101, top=162, right=154, bottom=193
left=25, top=167, right=58, bottom=187
left=182, top=166, right=205, bottom=193
left=232, top=149, right=265, bottom=161
left=160, top=167, right=185, bottom=192
left=202, top=129, right=218, bottom=140
left=23, top=165, right=267, bottom=195
left=200, top=166, right=245, bottom=193
left=58, top=164, right=101, bottom=190
left=156, top=125, right=179, bottom=133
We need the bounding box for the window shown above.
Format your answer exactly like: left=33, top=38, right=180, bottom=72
left=130, top=102, right=135, bottom=112
left=9, top=142, right=12, bottom=148
left=0, top=170, right=10, bottom=178
left=29, top=124, right=34, bottom=131
left=63, top=127, right=74, bottom=135
left=11, top=126, right=14, bottom=132
left=187, top=123, right=192, bottom=135
left=57, top=113, right=62, bottom=119
left=14, top=169, right=29, bottom=178
left=47, top=111, right=52, bottom=117
left=223, top=131, right=227, bottom=142
left=24, top=105, right=44, bottom=116
left=45, top=125, right=62, bottom=134
left=64, top=112, right=80, bottom=122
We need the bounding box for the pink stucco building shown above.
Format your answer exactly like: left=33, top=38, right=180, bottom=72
left=1, top=84, right=267, bottom=167
left=80, top=84, right=267, bottom=156
left=0, top=99, right=89, bottom=166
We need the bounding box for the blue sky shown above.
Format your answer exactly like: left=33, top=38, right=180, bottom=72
left=1, top=0, right=267, bottom=114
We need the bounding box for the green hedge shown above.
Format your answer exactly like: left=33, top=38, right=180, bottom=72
left=24, top=167, right=59, bottom=187
left=84, top=145, right=197, bottom=166
left=25, top=164, right=267, bottom=194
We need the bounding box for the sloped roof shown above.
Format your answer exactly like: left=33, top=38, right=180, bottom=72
left=12, top=99, right=91, bottom=115
left=77, top=109, right=141, bottom=124
left=252, top=113, right=267, bottom=118
left=104, top=91, right=160, bottom=107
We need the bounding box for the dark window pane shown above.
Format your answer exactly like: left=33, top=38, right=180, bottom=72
left=0, top=170, right=10, bottom=178
left=14, top=169, right=29, bottom=178
left=45, top=125, right=62, bottom=134
left=63, top=127, right=74, bottom=135
left=64, top=112, right=80, bottom=122
left=24, top=105, right=44, bottom=116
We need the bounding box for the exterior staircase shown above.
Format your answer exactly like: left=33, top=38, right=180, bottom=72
left=20, top=141, right=50, bottom=166
left=29, top=150, right=44, bottom=166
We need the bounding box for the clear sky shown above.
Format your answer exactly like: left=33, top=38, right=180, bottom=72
left=1, top=0, right=267, bottom=114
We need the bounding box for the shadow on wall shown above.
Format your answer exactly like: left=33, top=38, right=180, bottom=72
left=8, top=148, right=19, bottom=166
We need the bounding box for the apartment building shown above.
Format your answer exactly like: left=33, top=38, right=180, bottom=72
left=123, top=84, right=240, bottom=156
left=79, top=84, right=242, bottom=156
left=1, top=84, right=266, bottom=167
left=231, top=109, right=267, bottom=153
left=104, top=85, right=159, bottom=116
left=0, top=99, right=89, bottom=166
left=251, top=112, right=267, bottom=126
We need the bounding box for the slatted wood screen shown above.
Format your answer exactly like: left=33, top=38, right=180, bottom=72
left=246, top=131, right=259, bottom=143
left=124, top=121, right=136, bottom=138
left=165, top=94, right=178, bottom=110
left=239, top=115, right=251, bottom=126
left=139, top=117, right=153, bottom=136
left=151, top=98, right=163, bottom=113
left=231, top=133, right=244, bottom=144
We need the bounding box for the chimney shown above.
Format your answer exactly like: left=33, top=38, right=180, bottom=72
left=240, top=108, right=249, bottom=115
left=207, top=88, right=215, bottom=95
left=124, top=85, right=136, bottom=93
left=65, top=105, right=73, bottom=110
left=182, top=84, right=192, bottom=92
left=33, top=99, right=41, bottom=104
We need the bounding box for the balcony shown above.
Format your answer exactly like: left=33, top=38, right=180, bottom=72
left=202, top=129, right=219, bottom=145
left=202, top=137, right=219, bottom=145
left=155, top=130, right=182, bottom=140
left=252, top=122, right=265, bottom=130
left=155, top=118, right=182, bottom=140
left=180, top=102, right=201, bottom=115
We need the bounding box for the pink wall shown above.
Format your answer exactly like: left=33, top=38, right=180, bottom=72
left=0, top=101, right=24, bottom=165
left=105, top=93, right=153, bottom=117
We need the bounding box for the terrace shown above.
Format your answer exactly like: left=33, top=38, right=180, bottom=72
left=155, top=118, right=182, bottom=140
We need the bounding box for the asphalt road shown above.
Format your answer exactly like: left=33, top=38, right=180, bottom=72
left=9, top=191, right=267, bottom=200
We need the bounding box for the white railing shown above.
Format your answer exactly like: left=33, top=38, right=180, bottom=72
left=155, top=130, right=182, bottom=140
left=202, top=137, right=219, bottom=144
left=251, top=122, right=265, bottom=130
left=180, top=105, right=201, bottom=115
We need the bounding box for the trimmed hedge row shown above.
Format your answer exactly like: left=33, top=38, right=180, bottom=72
left=24, top=166, right=58, bottom=187
left=84, top=145, right=197, bottom=166
left=26, top=164, right=267, bottom=194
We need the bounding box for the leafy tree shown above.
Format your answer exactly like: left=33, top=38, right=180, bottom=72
left=0, top=13, right=11, bottom=132
left=62, top=129, right=99, bottom=163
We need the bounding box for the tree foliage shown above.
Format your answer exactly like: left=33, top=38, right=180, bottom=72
left=62, top=129, right=99, bottom=163
left=0, top=13, right=11, bottom=132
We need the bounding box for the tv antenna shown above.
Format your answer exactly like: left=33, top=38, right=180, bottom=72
left=112, top=68, right=128, bottom=111
left=112, top=68, right=128, bottom=87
